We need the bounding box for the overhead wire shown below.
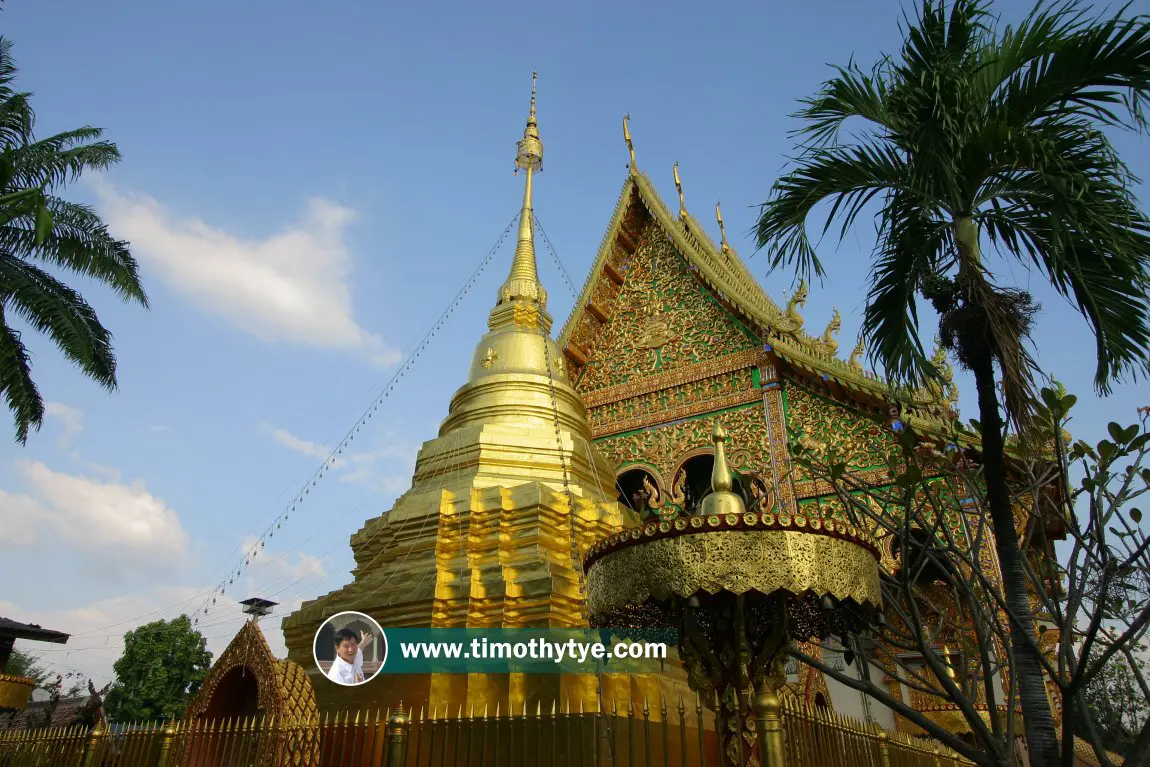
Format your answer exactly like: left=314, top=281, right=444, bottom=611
left=188, top=216, right=514, bottom=639
left=534, top=215, right=618, bottom=755
left=185, top=213, right=518, bottom=627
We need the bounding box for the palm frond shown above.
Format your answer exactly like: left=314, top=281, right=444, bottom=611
left=0, top=38, right=32, bottom=146
left=0, top=303, right=42, bottom=444
left=862, top=188, right=950, bottom=386
left=755, top=141, right=911, bottom=280
left=977, top=116, right=1150, bottom=391
left=0, top=254, right=117, bottom=389
left=794, top=60, right=896, bottom=147
left=0, top=196, right=147, bottom=305
left=11, top=128, right=119, bottom=189
left=992, top=3, right=1150, bottom=130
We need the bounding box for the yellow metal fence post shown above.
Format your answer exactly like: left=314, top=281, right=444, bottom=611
left=387, top=703, right=411, bottom=767
left=155, top=722, right=177, bottom=767
left=876, top=728, right=892, bottom=767
left=81, top=720, right=107, bottom=767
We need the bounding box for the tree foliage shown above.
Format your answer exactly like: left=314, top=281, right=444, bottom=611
left=5, top=647, right=86, bottom=696
left=790, top=391, right=1150, bottom=767
left=0, top=33, right=147, bottom=444
left=104, top=616, right=212, bottom=722
left=754, top=3, right=1150, bottom=764
left=1076, top=649, right=1150, bottom=758
left=4, top=647, right=49, bottom=687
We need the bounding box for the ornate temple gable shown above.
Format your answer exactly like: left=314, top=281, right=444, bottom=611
left=184, top=621, right=318, bottom=723
left=181, top=621, right=319, bottom=763
left=573, top=217, right=757, bottom=393
left=559, top=171, right=959, bottom=440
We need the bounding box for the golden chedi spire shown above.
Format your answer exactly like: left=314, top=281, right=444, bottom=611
left=283, top=75, right=634, bottom=718
left=496, top=71, right=546, bottom=311
left=284, top=70, right=634, bottom=712
left=448, top=72, right=601, bottom=442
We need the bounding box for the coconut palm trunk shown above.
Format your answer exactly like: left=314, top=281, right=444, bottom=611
left=968, top=345, right=1060, bottom=763
left=953, top=215, right=1061, bottom=763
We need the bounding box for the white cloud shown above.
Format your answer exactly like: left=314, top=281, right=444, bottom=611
left=0, top=543, right=328, bottom=685
left=45, top=401, right=83, bottom=447
left=263, top=424, right=341, bottom=464
left=263, top=424, right=418, bottom=494
left=93, top=180, right=399, bottom=365
left=0, top=490, right=43, bottom=547
left=0, top=460, right=190, bottom=576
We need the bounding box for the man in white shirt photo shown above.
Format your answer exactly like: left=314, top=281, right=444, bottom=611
left=326, top=627, right=374, bottom=685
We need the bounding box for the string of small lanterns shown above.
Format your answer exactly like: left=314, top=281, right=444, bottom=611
left=190, top=213, right=519, bottom=626
left=533, top=216, right=578, bottom=299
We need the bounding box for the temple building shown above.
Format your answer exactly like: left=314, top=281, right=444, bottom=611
left=282, top=77, right=1002, bottom=738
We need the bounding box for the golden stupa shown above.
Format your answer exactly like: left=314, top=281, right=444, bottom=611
left=282, top=75, right=671, bottom=715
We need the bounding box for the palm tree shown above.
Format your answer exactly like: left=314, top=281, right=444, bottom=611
left=754, top=2, right=1150, bottom=765
left=0, top=36, right=147, bottom=443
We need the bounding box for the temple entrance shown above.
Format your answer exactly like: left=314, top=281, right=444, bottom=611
left=678, top=454, right=714, bottom=515
left=179, top=621, right=320, bottom=766
left=615, top=467, right=661, bottom=520
left=202, top=667, right=259, bottom=719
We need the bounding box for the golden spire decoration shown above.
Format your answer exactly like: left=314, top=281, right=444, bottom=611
left=623, top=114, right=637, bottom=173
left=701, top=420, right=746, bottom=517
left=672, top=161, right=687, bottom=219
left=941, top=645, right=958, bottom=682
left=497, top=71, right=547, bottom=310
left=715, top=201, right=733, bottom=257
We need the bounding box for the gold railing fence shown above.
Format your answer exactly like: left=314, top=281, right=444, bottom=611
left=782, top=699, right=971, bottom=767
left=0, top=699, right=973, bottom=767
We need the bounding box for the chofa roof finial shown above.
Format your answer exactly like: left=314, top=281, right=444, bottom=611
left=623, top=114, right=637, bottom=174
left=715, top=201, right=733, bottom=258
left=672, top=161, right=687, bottom=219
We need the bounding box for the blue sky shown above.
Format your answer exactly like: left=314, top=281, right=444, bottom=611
left=1, top=0, right=1147, bottom=686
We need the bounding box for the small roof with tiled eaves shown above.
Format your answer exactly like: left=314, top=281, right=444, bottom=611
left=557, top=169, right=959, bottom=439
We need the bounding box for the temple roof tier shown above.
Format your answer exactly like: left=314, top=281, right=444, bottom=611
left=558, top=168, right=965, bottom=443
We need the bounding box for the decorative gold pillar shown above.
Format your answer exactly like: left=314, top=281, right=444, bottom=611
left=586, top=420, right=882, bottom=767
left=386, top=705, right=410, bottom=767
left=752, top=669, right=787, bottom=767
left=155, top=723, right=177, bottom=767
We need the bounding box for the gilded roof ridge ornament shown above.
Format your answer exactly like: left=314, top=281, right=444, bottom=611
left=848, top=338, right=865, bottom=371
left=623, top=114, right=637, bottom=175
left=701, top=419, right=745, bottom=517
left=776, top=280, right=808, bottom=336
left=921, top=335, right=959, bottom=413
left=496, top=71, right=547, bottom=312
left=672, top=162, right=687, bottom=219
left=715, top=201, right=733, bottom=258
left=815, top=308, right=841, bottom=356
